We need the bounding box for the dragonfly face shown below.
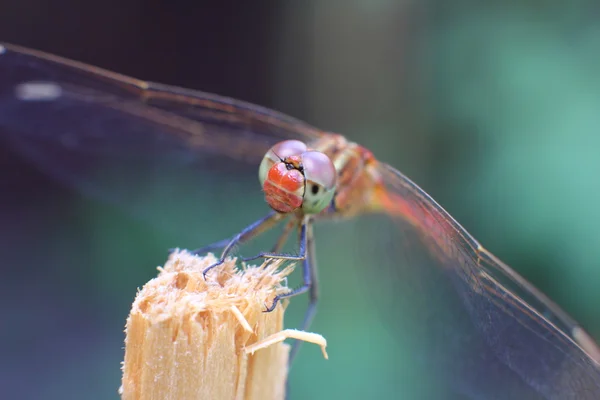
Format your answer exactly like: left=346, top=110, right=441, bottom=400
left=258, top=139, right=337, bottom=215
left=1, top=43, right=599, bottom=399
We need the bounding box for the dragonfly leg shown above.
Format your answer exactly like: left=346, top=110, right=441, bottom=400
left=242, top=223, right=306, bottom=266
left=270, top=218, right=297, bottom=254
left=266, top=221, right=318, bottom=367
left=186, top=237, right=233, bottom=255
left=263, top=219, right=310, bottom=312
left=241, top=219, right=307, bottom=264
left=290, top=223, right=318, bottom=366
left=201, top=211, right=284, bottom=279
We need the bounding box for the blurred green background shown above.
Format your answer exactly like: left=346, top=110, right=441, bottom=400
left=1, top=1, right=600, bottom=399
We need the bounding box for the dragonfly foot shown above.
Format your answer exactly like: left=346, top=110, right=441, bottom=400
left=202, top=260, right=223, bottom=280
left=263, top=295, right=281, bottom=313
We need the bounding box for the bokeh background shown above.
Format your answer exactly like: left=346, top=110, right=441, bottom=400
left=1, top=1, right=600, bottom=399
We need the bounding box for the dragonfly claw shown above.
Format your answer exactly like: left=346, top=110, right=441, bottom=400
left=263, top=296, right=280, bottom=313
left=202, top=260, right=223, bottom=280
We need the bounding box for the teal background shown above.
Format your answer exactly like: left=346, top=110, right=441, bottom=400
left=1, top=1, right=600, bottom=399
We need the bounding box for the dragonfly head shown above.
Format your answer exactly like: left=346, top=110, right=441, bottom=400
left=259, top=140, right=337, bottom=215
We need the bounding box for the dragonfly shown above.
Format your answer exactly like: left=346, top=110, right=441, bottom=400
left=1, top=43, right=599, bottom=399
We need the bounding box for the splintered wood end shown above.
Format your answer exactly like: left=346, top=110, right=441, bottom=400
left=119, top=250, right=327, bottom=400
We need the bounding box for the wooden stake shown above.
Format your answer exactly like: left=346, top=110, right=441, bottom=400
left=119, top=251, right=327, bottom=400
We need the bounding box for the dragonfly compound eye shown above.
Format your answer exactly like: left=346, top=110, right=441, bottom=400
left=300, top=151, right=337, bottom=214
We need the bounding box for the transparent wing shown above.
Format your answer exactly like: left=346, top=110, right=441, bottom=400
left=0, top=43, right=322, bottom=235
left=366, top=162, right=600, bottom=399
